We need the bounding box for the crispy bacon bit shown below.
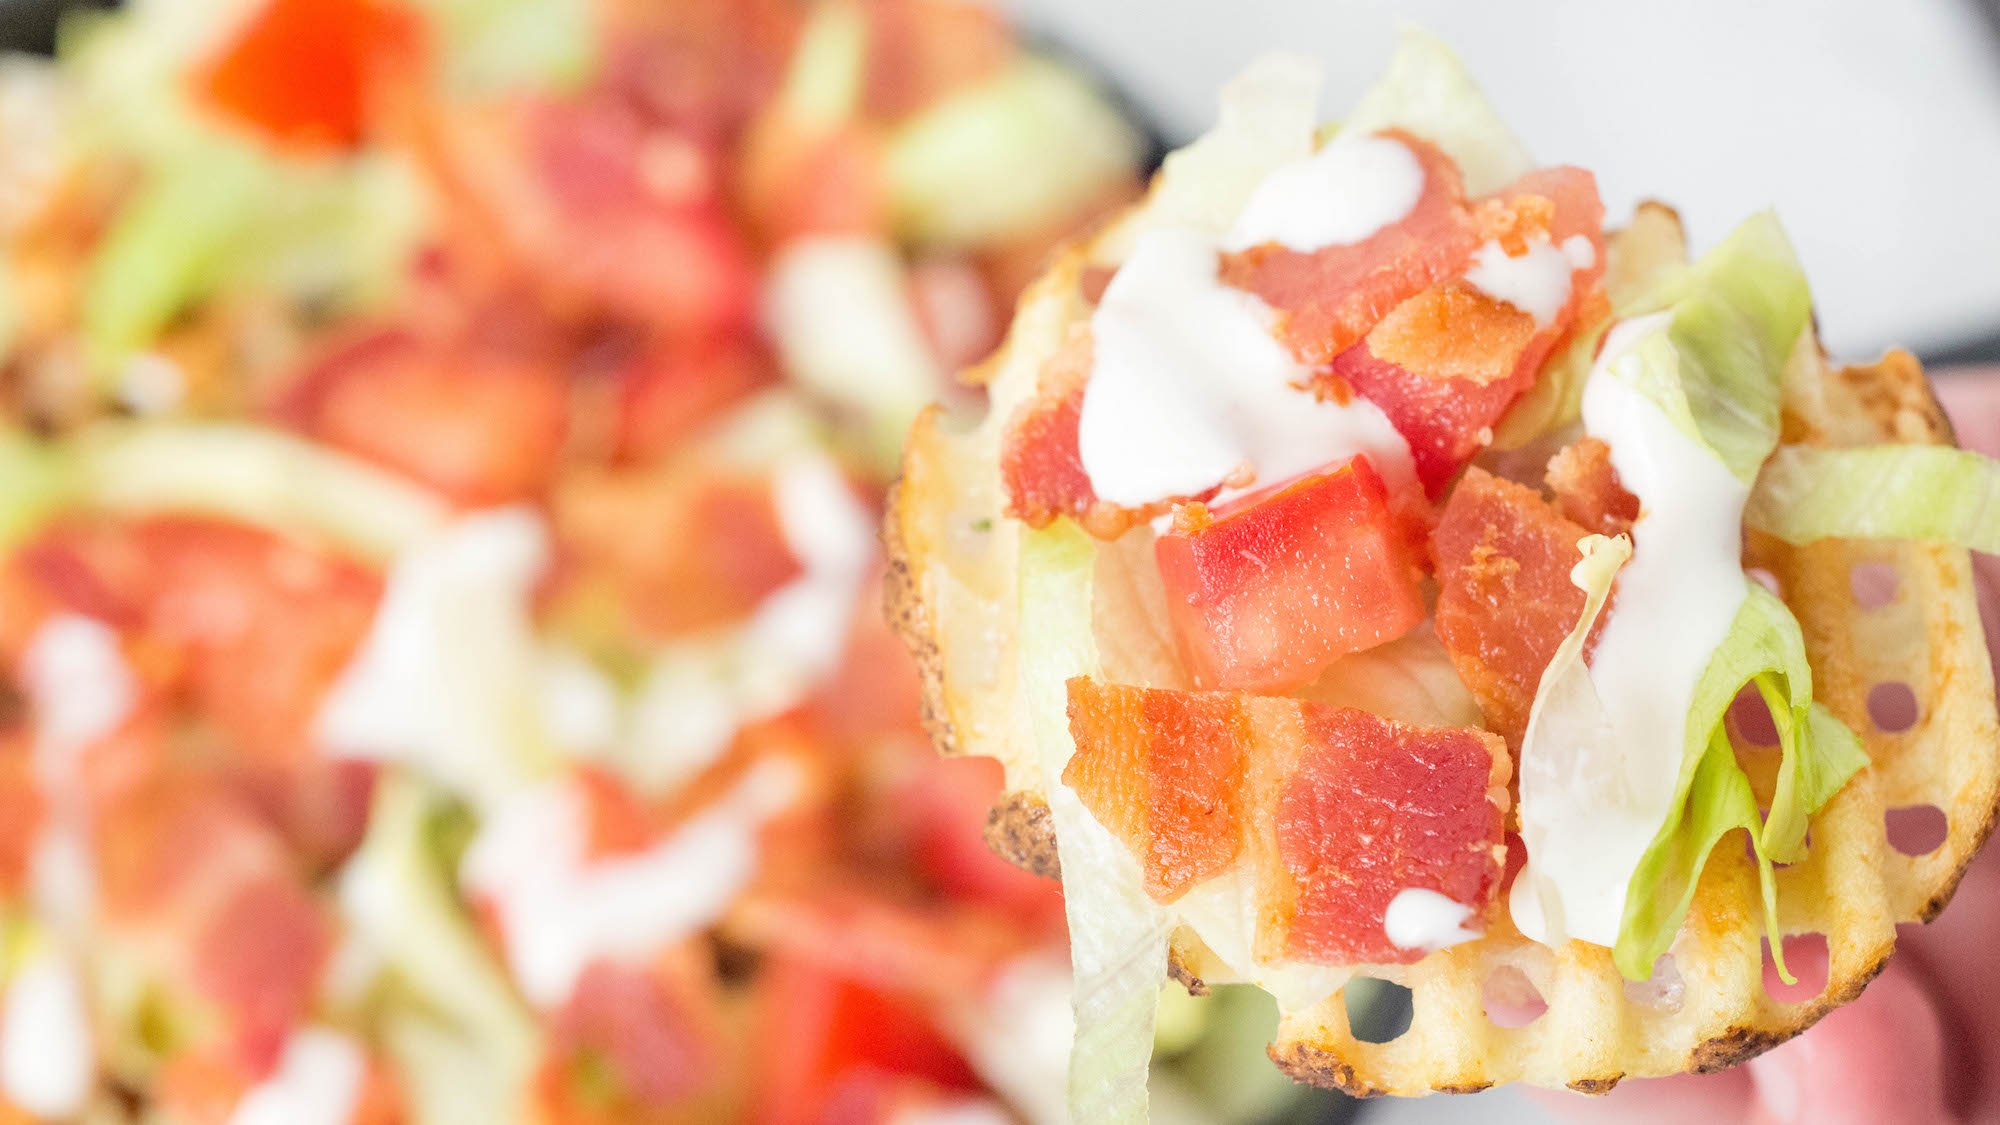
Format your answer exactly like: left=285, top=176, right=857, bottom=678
left=1220, top=130, right=1479, bottom=366
left=555, top=466, right=804, bottom=638
left=1546, top=437, right=1640, bottom=535
left=1272, top=705, right=1510, bottom=965
left=1063, top=679, right=1509, bottom=965
left=1431, top=469, right=1595, bottom=749
left=1328, top=166, right=1608, bottom=497
left=1064, top=680, right=1247, bottom=901
left=1364, top=282, right=1537, bottom=386
left=1473, top=192, right=1555, bottom=254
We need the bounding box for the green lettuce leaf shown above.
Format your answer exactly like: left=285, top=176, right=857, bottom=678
left=75, top=422, right=449, bottom=561
left=1620, top=212, right=1813, bottom=484
left=1613, top=583, right=1868, bottom=980
left=408, top=0, right=597, bottom=95
left=1745, top=444, right=2000, bottom=553
left=1020, top=522, right=1171, bottom=1124
left=342, top=775, right=540, bottom=1121
left=886, top=55, right=1142, bottom=250
left=1343, top=28, right=1532, bottom=196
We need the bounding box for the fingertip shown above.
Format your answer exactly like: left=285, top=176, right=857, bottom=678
left=1744, top=963, right=1949, bottom=1125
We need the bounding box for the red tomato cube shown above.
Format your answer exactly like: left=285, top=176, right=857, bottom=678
left=1155, top=456, right=1425, bottom=693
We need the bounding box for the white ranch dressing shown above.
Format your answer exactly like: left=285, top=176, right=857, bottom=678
left=459, top=757, right=802, bottom=1007
left=227, top=1028, right=367, bottom=1125
left=1222, top=133, right=1426, bottom=253
left=1076, top=227, right=1416, bottom=509
left=1463, top=234, right=1596, bottom=328
left=1382, top=888, right=1480, bottom=952
left=1511, top=313, right=1752, bottom=947
left=0, top=951, right=93, bottom=1118
left=21, top=615, right=136, bottom=931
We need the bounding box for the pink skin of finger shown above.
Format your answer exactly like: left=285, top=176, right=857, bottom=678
left=1529, top=370, right=2000, bottom=1125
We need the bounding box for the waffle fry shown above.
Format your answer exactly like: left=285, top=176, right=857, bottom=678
left=885, top=201, right=2000, bottom=1092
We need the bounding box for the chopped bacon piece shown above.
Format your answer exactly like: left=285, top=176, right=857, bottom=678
left=555, top=465, right=804, bottom=637
left=1064, top=680, right=1246, bottom=901
left=0, top=736, right=40, bottom=899
left=1153, top=457, right=1425, bottom=693
left=614, top=339, right=776, bottom=464
left=1063, top=679, right=1509, bottom=965
left=1273, top=706, right=1509, bottom=965
left=1545, top=436, right=1639, bottom=535
left=19, top=518, right=382, bottom=768
left=1219, top=131, right=1479, bottom=366
left=1431, top=469, right=1594, bottom=748
left=284, top=331, right=570, bottom=506
left=738, top=119, right=888, bottom=245
left=1330, top=167, right=1607, bottom=497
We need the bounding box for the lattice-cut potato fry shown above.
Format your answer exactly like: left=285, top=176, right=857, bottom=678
left=884, top=203, right=2000, bottom=1094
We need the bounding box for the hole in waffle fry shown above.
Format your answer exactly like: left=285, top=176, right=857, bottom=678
left=1886, top=804, right=1949, bottom=855
left=1345, top=978, right=1413, bottom=1044
left=1747, top=567, right=1782, bottom=595
left=1728, top=685, right=1780, bottom=748
left=1849, top=561, right=1900, bottom=608
left=1622, top=955, right=1685, bottom=1012
left=1868, top=682, right=1920, bottom=732
left=1762, top=933, right=1829, bottom=1005
left=1481, top=965, right=1547, bottom=1028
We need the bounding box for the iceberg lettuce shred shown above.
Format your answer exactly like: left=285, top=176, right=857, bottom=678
left=1019, top=523, right=1170, bottom=1125
left=1746, top=444, right=2000, bottom=554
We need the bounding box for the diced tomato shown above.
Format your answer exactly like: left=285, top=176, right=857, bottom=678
left=193, top=874, right=337, bottom=1071
left=1062, top=679, right=1509, bottom=964
left=1430, top=468, right=1594, bottom=748
left=1154, top=456, right=1425, bottom=694
left=614, top=340, right=777, bottom=464
left=196, top=0, right=424, bottom=151
left=1328, top=167, right=1607, bottom=497
left=554, top=466, right=804, bottom=638
left=1220, top=131, right=1478, bottom=366
left=285, top=330, right=570, bottom=506
left=729, top=888, right=1028, bottom=1007
left=750, top=954, right=981, bottom=1125
left=1065, top=679, right=1246, bottom=901
left=1274, top=705, right=1509, bottom=965
left=1545, top=436, right=1638, bottom=535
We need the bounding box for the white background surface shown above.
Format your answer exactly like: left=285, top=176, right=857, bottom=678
left=1018, top=0, right=2000, bottom=365
left=1014, top=3, right=2000, bottom=1121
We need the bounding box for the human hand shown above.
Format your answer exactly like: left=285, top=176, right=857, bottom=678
left=1528, top=369, right=2000, bottom=1125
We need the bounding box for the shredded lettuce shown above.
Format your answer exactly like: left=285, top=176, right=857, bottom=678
left=75, top=422, right=449, bottom=561
left=409, top=0, right=598, bottom=96
left=886, top=56, right=1142, bottom=249
left=1621, top=212, right=1813, bottom=484
left=774, top=0, right=867, bottom=130
left=1020, top=522, right=1171, bottom=1124
left=1139, top=53, right=1319, bottom=238
left=341, top=775, right=540, bottom=1122
left=1614, top=584, right=1867, bottom=980
left=1746, top=444, right=2000, bottom=553
left=1491, top=202, right=1691, bottom=450
left=0, top=432, right=74, bottom=552
left=1343, top=29, right=1531, bottom=196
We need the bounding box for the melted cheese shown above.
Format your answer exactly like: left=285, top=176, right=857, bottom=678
left=1511, top=313, right=1752, bottom=946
